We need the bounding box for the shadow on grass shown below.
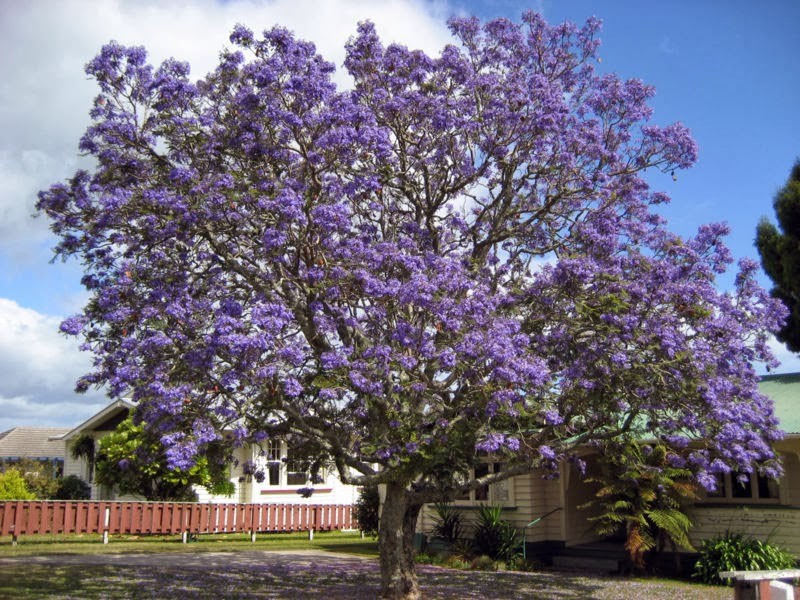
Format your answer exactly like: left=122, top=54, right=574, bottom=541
left=0, top=531, right=377, bottom=559
left=314, top=540, right=378, bottom=557
left=0, top=559, right=729, bottom=599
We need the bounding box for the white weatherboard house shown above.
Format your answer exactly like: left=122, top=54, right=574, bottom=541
left=59, top=399, right=358, bottom=505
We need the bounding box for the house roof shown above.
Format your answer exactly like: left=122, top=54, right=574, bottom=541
left=759, top=373, right=800, bottom=435
left=0, top=427, right=71, bottom=459
left=61, top=398, right=134, bottom=440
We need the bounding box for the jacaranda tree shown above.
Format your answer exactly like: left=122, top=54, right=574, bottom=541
left=38, top=12, right=785, bottom=599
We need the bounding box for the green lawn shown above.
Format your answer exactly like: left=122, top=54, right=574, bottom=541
left=0, top=530, right=378, bottom=558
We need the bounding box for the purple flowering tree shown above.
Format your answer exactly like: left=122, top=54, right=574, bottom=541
left=38, top=12, right=784, bottom=599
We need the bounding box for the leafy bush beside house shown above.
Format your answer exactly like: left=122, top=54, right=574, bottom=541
left=694, top=532, right=797, bottom=585
left=471, top=504, right=522, bottom=563
left=52, top=475, right=91, bottom=500
left=0, top=468, right=36, bottom=500
left=94, top=416, right=234, bottom=501
left=431, top=502, right=464, bottom=544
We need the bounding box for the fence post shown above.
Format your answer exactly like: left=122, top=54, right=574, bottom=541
left=102, top=506, right=110, bottom=545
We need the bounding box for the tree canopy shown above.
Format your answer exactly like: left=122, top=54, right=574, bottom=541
left=38, top=12, right=785, bottom=598
left=756, top=159, right=800, bottom=352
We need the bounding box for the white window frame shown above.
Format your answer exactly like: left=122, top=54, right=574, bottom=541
left=700, top=471, right=781, bottom=505
left=454, top=462, right=515, bottom=506
left=258, top=440, right=311, bottom=488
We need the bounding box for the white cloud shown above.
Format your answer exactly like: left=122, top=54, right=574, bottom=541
left=0, top=298, right=106, bottom=430
left=763, top=335, right=800, bottom=376
left=0, top=0, right=455, bottom=429
left=0, top=0, right=452, bottom=261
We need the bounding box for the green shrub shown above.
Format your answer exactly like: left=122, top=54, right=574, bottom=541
left=471, top=504, right=521, bottom=562
left=451, top=537, right=474, bottom=560
left=693, top=532, right=796, bottom=585
left=431, top=502, right=463, bottom=543
left=52, top=475, right=91, bottom=500
left=354, top=484, right=380, bottom=538
left=0, top=468, right=36, bottom=500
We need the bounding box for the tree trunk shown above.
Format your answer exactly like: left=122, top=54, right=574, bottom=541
left=378, top=482, right=422, bottom=600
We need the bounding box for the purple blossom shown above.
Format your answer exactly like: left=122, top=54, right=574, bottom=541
left=539, top=446, right=557, bottom=461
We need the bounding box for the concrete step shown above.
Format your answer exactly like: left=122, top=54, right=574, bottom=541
left=552, top=555, right=621, bottom=573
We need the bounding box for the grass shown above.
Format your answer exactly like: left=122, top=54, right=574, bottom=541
left=0, top=530, right=379, bottom=558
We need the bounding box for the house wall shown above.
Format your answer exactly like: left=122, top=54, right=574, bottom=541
left=417, top=441, right=800, bottom=557
left=63, top=427, right=358, bottom=504
left=561, top=455, right=604, bottom=546
left=513, top=469, right=562, bottom=543
left=777, top=446, right=800, bottom=505
left=687, top=506, right=800, bottom=556
left=417, top=468, right=565, bottom=545
left=240, top=441, right=359, bottom=505
left=686, top=445, right=800, bottom=557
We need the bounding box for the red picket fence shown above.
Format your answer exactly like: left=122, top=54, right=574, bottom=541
left=0, top=501, right=356, bottom=542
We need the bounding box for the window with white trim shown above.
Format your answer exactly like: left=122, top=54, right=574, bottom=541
left=702, top=472, right=780, bottom=504
left=455, top=462, right=514, bottom=505
left=260, top=440, right=311, bottom=488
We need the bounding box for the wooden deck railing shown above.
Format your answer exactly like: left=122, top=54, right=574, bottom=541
left=0, top=501, right=356, bottom=544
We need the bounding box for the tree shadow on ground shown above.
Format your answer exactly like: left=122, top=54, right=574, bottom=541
left=0, top=555, right=730, bottom=599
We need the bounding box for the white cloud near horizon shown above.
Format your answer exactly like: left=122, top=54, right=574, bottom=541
left=765, top=336, right=800, bottom=376
left=0, top=298, right=107, bottom=430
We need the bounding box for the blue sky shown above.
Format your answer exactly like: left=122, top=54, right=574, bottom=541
left=0, top=0, right=798, bottom=429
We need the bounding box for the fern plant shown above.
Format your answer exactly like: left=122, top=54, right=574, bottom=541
left=582, top=439, right=697, bottom=569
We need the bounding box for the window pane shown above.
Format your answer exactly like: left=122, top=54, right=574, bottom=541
left=287, top=471, right=306, bottom=486
left=267, top=462, right=281, bottom=486
left=493, top=480, right=509, bottom=502
left=284, top=444, right=309, bottom=486
left=491, top=463, right=509, bottom=502
left=475, top=463, right=490, bottom=501
left=732, top=473, right=753, bottom=499
left=757, top=474, right=779, bottom=499
left=265, top=440, right=280, bottom=461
